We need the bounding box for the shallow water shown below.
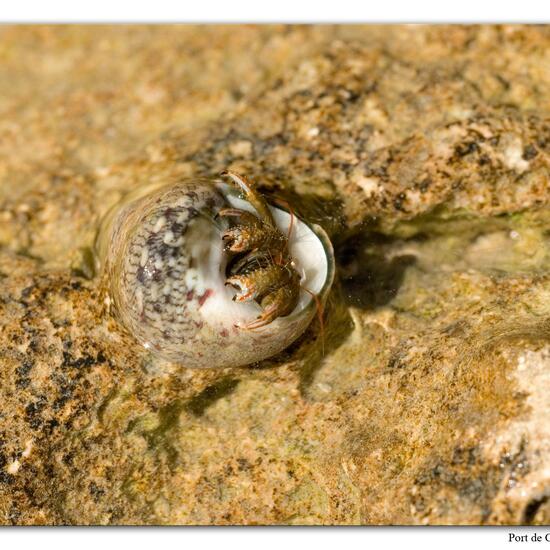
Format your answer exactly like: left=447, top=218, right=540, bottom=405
left=0, top=24, right=549, bottom=525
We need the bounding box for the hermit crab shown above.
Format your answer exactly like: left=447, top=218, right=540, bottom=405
left=218, top=171, right=302, bottom=330
left=96, top=171, right=334, bottom=368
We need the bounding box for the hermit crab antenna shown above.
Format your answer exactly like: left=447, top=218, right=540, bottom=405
left=303, top=286, right=325, bottom=357
left=220, top=170, right=276, bottom=227
left=273, top=197, right=295, bottom=257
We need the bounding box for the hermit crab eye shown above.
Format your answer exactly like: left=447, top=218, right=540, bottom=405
left=95, top=174, right=335, bottom=369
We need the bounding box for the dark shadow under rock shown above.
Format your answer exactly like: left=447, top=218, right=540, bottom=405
left=336, top=232, right=417, bottom=310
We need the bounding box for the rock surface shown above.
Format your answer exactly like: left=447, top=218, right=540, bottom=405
left=0, top=24, right=549, bottom=524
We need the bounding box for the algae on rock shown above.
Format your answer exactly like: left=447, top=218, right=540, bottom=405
left=0, top=25, right=549, bottom=525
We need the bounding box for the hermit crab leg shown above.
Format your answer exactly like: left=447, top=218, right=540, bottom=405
left=238, top=293, right=285, bottom=330
left=220, top=170, right=276, bottom=228
left=217, top=209, right=263, bottom=235
left=239, top=284, right=300, bottom=330
left=217, top=208, right=259, bottom=223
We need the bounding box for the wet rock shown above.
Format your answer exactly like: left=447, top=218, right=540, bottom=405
left=0, top=25, right=549, bottom=524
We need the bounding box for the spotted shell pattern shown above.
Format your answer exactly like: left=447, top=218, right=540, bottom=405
left=118, top=183, right=224, bottom=347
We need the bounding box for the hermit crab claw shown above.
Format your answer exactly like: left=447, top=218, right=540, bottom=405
left=225, top=274, right=256, bottom=302
left=218, top=208, right=265, bottom=253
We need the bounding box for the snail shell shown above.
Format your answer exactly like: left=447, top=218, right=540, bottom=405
left=96, top=177, right=335, bottom=369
